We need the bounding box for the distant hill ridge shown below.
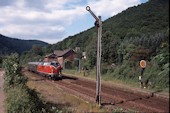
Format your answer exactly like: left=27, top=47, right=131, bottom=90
left=0, top=34, right=49, bottom=55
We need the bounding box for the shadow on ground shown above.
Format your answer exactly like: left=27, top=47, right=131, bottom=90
left=101, top=89, right=163, bottom=107
left=62, top=75, right=78, bottom=80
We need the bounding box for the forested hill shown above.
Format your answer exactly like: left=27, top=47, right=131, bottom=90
left=51, top=0, right=169, bottom=51
left=0, top=34, right=49, bottom=55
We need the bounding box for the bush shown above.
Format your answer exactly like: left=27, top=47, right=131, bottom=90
left=2, top=53, right=27, bottom=90
left=145, top=62, right=169, bottom=89
left=6, top=87, right=43, bottom=113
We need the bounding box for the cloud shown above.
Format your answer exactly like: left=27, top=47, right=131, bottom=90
left=0, top=0, right=145, bottom=44
left=87, top=0, right=140, bottom=18
left=0, top=0, right=85, bottom=43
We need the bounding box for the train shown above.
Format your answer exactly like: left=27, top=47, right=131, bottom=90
left=28, top=61, right=62, bottom=80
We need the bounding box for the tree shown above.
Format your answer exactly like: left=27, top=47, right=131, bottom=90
left=32, top=45, right=43, bottom=56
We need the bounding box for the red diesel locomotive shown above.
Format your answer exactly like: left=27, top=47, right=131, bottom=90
left=28, top=61, right=62, bottom=80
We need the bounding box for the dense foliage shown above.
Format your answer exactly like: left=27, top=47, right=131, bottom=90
left=2, top=54, right=27, bottom=89
left=20, top=45, right=49, bottom=66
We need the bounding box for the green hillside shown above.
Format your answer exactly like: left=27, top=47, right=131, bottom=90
left=51, top=0, right=169, bottom=50
left=0, top=34, right=49, bottom=55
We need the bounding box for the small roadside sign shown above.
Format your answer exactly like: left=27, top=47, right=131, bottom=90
left=140, top=60, right=146, bottom=68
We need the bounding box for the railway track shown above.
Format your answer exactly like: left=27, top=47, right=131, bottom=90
left=25, top=70, right=169, bottom=112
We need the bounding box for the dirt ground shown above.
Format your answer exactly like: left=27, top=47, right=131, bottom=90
left=0, top=69, right=5, bottom=113
left=25, top=71, right=109, bottom=113
left=24, top=70, right=169, bottom=112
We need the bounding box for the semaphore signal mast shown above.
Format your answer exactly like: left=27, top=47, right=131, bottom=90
left=86, top=6, right=102, bottom=106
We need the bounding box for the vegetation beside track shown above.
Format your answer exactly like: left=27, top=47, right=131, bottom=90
left=2, top=53, right=62, bottom=113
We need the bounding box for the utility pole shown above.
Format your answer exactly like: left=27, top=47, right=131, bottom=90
left=86, top=6, right=102, bottom=106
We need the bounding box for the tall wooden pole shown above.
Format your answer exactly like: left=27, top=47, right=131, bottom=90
left=86, top=6, right=102, bottom=106
left=97, top=16, right=102, bottom=105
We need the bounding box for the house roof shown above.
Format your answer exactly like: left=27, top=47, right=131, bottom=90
left=54, top=49, right=76, bottom=57
left=45, top=53, right=57, bottom=58
left=44, top=49, right=76, bottom=59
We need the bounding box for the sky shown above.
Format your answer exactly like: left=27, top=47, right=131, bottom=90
left=0, top=0, right=148, bottom=44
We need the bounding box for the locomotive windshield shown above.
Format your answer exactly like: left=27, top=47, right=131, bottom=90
left=51, top=62, right=59, bottom=67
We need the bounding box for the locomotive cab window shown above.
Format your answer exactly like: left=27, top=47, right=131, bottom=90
left=51, top=62, right=59, bottom=67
